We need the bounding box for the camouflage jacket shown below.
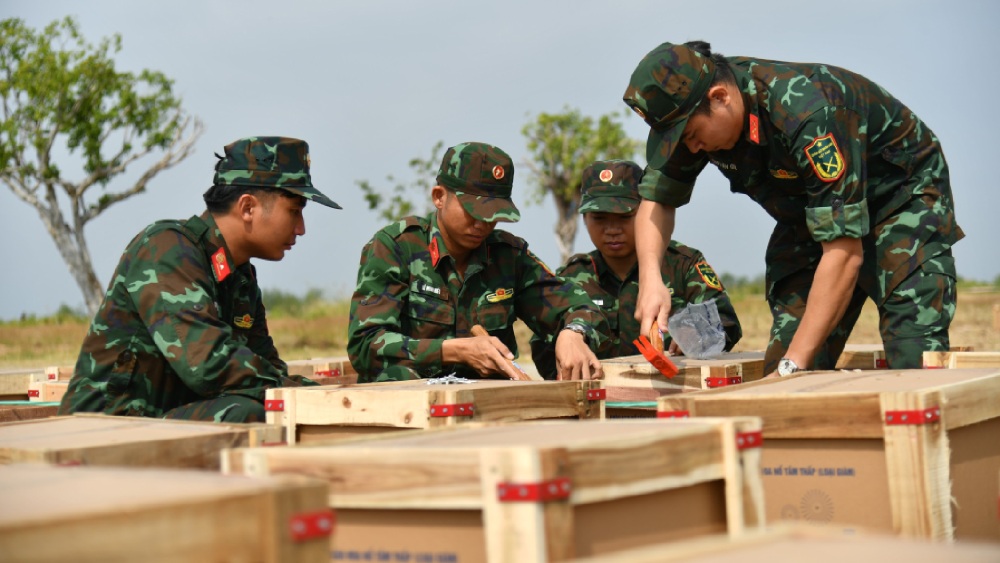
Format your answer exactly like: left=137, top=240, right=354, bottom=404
left=641, top=57, right=963, bottom=302
left=348, top=212, right=610, bottom=382
left=59, top=212, right=310, bottom=418
left=530, top=242, right=742, bottom=378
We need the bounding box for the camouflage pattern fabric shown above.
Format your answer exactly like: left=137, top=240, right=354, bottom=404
left=348, top=212, right=609, bottom=382
left=436, top=141, right=520, bottom=223
left=213, top=136, right=341, bottom=209
left=629, top=45, right=962, bottom=367
left=577, top=159, right=644, bottom=214
left=530, top=243, right=742, bottom=379
left=162, top=395, right=266, bottom=423
left=58, top=212, right=314, bottom=419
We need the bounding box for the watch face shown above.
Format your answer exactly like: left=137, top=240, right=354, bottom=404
left=778, top=359, right=796, bottom=376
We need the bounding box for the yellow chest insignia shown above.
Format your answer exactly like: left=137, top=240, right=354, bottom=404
left=234, top=314, right=254, bottom=329
left=770, top=168, right=799, bottom=179
left=486, top=288, right=514, bottom=303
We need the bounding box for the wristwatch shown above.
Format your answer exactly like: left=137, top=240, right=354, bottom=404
left=777, top=357, right=800, bottom=377
left=562, top=323, right=589, bottom=343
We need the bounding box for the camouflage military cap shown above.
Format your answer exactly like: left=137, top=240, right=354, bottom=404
left=578, top=160, right=643, bottom=214
left=436, top=141, right=520, bottom=223
left=213, top=136, right=341, bottom=209
left=624, top=42, right=716, bottom=169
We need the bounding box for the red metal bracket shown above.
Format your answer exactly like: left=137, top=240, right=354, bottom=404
left=705, top=376, right=742, bottom=388
left=289, top=509, right=335, bottom=542
left=884, top=406, right=941, bottom=425
left=875, top=359, right=887, bottom=369
left=429, top=403, right=474, bottom=417
left=633, top=335, right=678, bottom=378
left=47, top=371, right=59, bottom=381
left=264, top=400, right=284, bottom=412
left=27, top=389, right=40, bottom=398
left=497, top=477, right=571, bottom=502
left=657, top=410, right=690, bottom=419
left=586, top=389, right=606, bottom=401
left=736, top=430, right=763, bottom=450
left=314, top=368, right=342, bottom=378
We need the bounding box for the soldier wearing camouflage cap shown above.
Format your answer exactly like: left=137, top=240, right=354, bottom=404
left=348, top=141, right=610, bottom=382
left=623, top=41, right=963, bottom=376
left=59, top=136, right=340, bottom=421
left=530, top=160, right=742, bottom=379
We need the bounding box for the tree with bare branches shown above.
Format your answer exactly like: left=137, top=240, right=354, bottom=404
left=521, top=108, right=640, bottom=265
left=0, top=16, right=203, bottom=314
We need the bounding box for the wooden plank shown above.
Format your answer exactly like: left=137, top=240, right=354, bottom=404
left=0, top=414, right=284, bottom=469
left=923, top=351, right=1000, bottom=369
left=0, top=464, right=330, bottom=562
left=224, top=418, right=762, bottom=561
left=269, top=379, right=603, bottom=445
left=0, top=370, right=46, bottom=400
left=570, top=524, right=1000, bottom=562
left=28, top=380, right=68, bottom=403
left=285, top=356, right=358, bottom=385
left=836, top=344, right=887, bottom=369
left=601, top=352, right=765, bottom=401
left=0, top=403, right=59, bottom=423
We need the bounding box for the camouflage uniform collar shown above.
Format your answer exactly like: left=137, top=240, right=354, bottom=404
left=426, top=211, right=491, bottom=270
left=731, top=64, right=767, bottom=147
left=590, top=249, right=638, bottom=283
left=192, top=211, right=239, bottom=282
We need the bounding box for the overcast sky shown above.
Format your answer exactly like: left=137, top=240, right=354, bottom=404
left=2, top=0, right=997, bottom=321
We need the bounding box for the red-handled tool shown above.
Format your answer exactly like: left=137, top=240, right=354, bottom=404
left=633, top=327, right=678, bottom=378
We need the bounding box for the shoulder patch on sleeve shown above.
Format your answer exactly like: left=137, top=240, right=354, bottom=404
left=695, top=261, right=724, bottom=291
left=803, top=133, right=846, bottom=183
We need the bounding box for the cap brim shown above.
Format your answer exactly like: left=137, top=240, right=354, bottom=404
left=579, top=196, right=640, bottom=214
left=645, top=116, right=689, bottom=170
left=454, top=192, right=520, bottom=223
left=286, top=186, right=342, bottom=210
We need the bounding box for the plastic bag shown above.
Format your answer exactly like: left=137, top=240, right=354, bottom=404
left=667, top=298, right=726, bottom=359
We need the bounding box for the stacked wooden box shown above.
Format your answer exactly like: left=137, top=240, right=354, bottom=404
left=223, top=417, right=766, bottom=562
left=286, top=356, right=358, bottom=385
left=265, top=378, right=605, bottom=444
left=657, top=367, right=1000, bottom=541
left=600, top=352, right=766, bottom=402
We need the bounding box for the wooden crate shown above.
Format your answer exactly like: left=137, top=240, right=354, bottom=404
left=223, top=418, right=765, bottom=562
left=923, top=351, right=1000, bottom=369
left=0, top=414, right=284, bottom=469
left=286, top=356, right=358, bottom=385
left=27, top=379, right=68, bottom=403
left=0, top=402, right=59, bottom=423
left=572, top=524, right=1000, bottom=562
left=0, top=463, right=331, bottom=562
left=600, top=352, right=765, bottom=402
left=266, top=379, right=605, bottom=445
left=0, top=368, right=47, bottom=401
left=658, top=368, right=1000, bottom=541
left=835, top=344, right=888, bottom=370
left=835, top=346, right=977, bottom=370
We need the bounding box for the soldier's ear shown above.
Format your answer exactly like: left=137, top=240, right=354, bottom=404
left=236, top=193, right=257, bottom=222
left=707, top=84, right=730, bottom=107
left=431, top=185, right=447, bottom=209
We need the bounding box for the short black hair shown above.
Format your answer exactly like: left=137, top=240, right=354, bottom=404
left=202, top=185, right=296, bottom=213
left=685, top=40, right=735, bottom=117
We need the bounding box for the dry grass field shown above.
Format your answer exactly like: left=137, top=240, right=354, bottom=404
left=2, top=289, right=998, bottom=372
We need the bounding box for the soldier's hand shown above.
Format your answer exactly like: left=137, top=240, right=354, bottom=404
left=442, top=335, right=522, bottom=379
left=667, top=340, right=683, bottom=356
left=554, top=329, right=604, bottom=381
left=636, top=281, right=672, bottom=339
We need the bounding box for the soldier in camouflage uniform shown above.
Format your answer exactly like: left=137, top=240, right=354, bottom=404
left=622, top=41, right=963, bottom=375
left=58, top=137, right=341, bottom=422
left=530, top=160, right=741, bottom=379
left=348, top=142, right=609, bottom=382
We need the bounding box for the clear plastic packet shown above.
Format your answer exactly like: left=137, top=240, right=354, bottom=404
left=667, top=298, right=726, bottom=359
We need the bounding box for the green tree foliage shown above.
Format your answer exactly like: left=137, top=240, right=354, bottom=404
left=521, top=107, right=641, bottom=265
left=0, top=17, right=203, bottom=314
left=357, top=140, right=444, bottom=223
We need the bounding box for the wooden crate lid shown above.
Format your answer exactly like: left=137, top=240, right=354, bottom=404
left=226, top=418, right=760, bottom=510
left=0, top=415, right=246, bottom=450
left=268, top=379, right=597, bottom=428
left=658, top=369, right=1000, bottom=438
